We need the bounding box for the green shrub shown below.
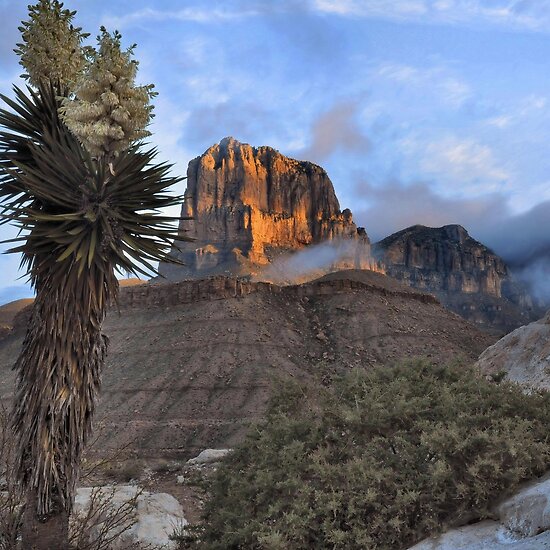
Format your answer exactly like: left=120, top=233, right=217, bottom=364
left=194, top=361, right=550, bottom=549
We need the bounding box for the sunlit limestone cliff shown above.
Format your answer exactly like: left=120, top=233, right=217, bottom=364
left=158, top=137, right=377, bottom=281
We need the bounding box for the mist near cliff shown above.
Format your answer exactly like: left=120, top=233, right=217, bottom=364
left=253, top=239, right=372, bottom=285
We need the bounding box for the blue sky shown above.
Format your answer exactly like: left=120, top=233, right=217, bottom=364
left=0, top=0, right=549, bottom=304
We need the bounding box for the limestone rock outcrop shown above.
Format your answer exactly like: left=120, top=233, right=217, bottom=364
left=374, top=224, right=538, bottom=333
left=159, top=137, right=375, bottom=281
left=409, top=473, right=550, bottom=549
left=74, top=486, right=186, bottom=549
left=476, top=310, right=550, bottom=390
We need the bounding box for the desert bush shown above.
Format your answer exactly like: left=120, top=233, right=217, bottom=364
left=69, top=486, right=143, bottom=550
left=195, top=360, right=550, bottom=549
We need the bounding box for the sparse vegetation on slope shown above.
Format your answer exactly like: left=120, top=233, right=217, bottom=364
left=192, top=361, right=550, bottom=550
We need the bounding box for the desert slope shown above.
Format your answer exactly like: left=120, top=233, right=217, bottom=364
left=0, top=272, right=495, bottom=460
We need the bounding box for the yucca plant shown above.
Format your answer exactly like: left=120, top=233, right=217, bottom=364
left=0, top=81, right=185, bottom=548
left=0, top=4, right=189, bottom=546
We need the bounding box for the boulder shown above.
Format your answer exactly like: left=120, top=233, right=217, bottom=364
left=409, top=522, right=550, bottom=549
left=409, top=474, right=550, bottom=549
left=74, top=485, right=186, bottom=549
left=186, top=448, right=232, bottom=465
left=498, top=475, right=550, bottom=537
left=476, top=310, right=550, bottom=390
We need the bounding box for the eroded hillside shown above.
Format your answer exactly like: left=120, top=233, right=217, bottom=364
left=0, top=271, right=495, bottom=460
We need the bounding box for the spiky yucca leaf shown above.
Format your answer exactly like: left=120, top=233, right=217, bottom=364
left=0, top=84, right=184, bottom=282
left=0, top=83, right=187, bottom=516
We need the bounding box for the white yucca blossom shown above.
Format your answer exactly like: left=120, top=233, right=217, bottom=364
left=14, top=0, right=89, bottom=90
left=61, top=27, right=156, bottom=159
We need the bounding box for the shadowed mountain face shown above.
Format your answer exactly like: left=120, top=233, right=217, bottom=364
left=374, top=224, right=539, bottom=333
left=158, top=137, right=376, bottom=281
left=0, top=272, right=495, bottom=460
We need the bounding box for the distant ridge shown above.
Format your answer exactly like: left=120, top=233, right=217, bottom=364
left=374, top=224, right=538, bottom=333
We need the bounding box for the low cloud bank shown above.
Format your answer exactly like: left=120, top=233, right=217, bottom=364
left=254, top=239, right=373, bottom=285
left=513, top=257, right=550, bottom=305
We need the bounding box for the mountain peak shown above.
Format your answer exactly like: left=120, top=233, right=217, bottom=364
left=159, top=138, right=375, bottom=281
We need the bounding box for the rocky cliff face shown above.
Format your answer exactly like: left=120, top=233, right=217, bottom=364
left=374, top=224, right=538, bottom=333
left=158, top=137, right=375, bottom=281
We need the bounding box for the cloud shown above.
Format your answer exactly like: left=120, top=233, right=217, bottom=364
left=485, top=115, right=512, bottom=129
left=354, top=180, right=505, bottom=243
left=401, top=135, right=511, bottom=197
left=298, top=101, right=371, bottom=162
left=355, top=178, right=550, bottom=263
left=182, top=101, right=280, bottom=154
left=314, top=0, right=427, bottom=18
left=254, top=238, right=367, bottom=285
left=97, top=0, right=550, bottom=34
left=514, top=257, right=550, bottom=303
left=511, top=0, right=550, bottom=18
left=482, top=200, right=550, bottom=265
left=376, top=63, right=472, bottom=108
left=100, top=7, right=256, bottom=30
left=312, top=0, right=550, bottom=32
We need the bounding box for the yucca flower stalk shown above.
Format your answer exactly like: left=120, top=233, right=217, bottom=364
left=14, top=0, right=90, bottom=91
left=60, top=26, right=157, bottom=161
left=0, top=81, right=185, bottom=547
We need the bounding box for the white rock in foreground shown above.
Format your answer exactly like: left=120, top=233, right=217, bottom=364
left=186, top=448, right=232, bottom=465
left=74, top=485, right=186, bottom=549
left=409, top=474, right=550, bottom=549
left=498, top=474, right=550, bottom=537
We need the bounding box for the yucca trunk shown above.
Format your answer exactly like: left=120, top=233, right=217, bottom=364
left=12, top=261, right=117, bottom=549
left=21, top=488, right=68, bottom=549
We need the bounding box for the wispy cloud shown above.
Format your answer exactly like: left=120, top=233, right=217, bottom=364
left=101, top=7, right=257, bottom=30
left=485, top=115, right=512, bottom=129
left=401, top=135, right=511, bottom=196
left=376, top=62, right=472, bottom=107
left=298, top=100, right=371, bottom=162
left=483, top=94, right=548, bottom=129
left=99, top=0, right=550, bottom=34
left=313, top=0, right=550, bottom=33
